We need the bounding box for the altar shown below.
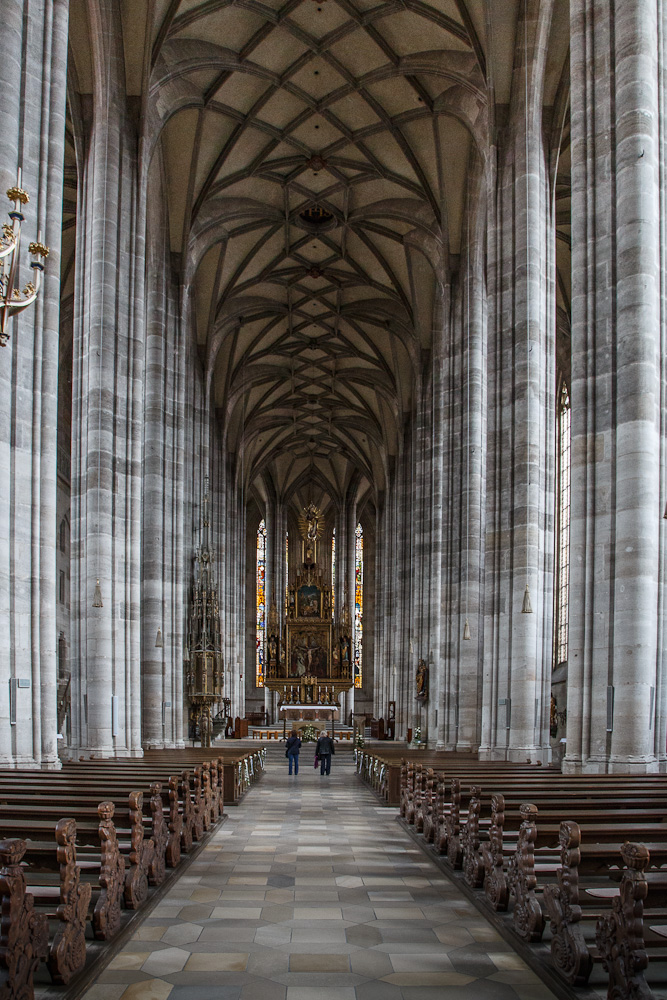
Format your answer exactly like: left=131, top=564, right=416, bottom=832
left=263, top=502, right=354, bottom=720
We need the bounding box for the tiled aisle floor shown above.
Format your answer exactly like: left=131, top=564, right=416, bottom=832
left=83, top=752, right=559, bottom=1000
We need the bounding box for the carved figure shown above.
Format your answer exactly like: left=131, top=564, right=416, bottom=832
left=165, top=775, right=183, bottom=867
left=508, top=803, right=545, bottom=941
left=481, top=793, right=509, bottom=910
left=148, top=783, right=167, bottom=885
left=95, top=801, right=125, bottom=940
left=595, top=841, right=653, bottom=1000
left=462, top=786, right=485, bottom=888
left=124, top=790, right=153, bottom=909
left=415, top=659, right=428, bottom=699
left=543, top=821, right=593, bottom=985
left=48, top=818, right=92, bottom=985
left=0, top=839, right=49, bottom=998
left=180, top=771, right=195, bottom=853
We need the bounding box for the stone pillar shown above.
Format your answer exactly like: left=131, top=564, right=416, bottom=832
left=141, top=163, right=184, bottom=749
left=69, top=0, right=144, bottom=757
left=565, top=0, right=663, bottom=772
left=481, top=0, right=555, bottom=762
left=0, top=0, right=69, bottom=766
left=454, top=193, right=486, bottom=752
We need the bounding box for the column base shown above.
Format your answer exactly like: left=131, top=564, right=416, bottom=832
left=479, top=744, right=551, bottom=764
left=143, top=739, right=186, bottom=750
left=563, top=753, right=660, bottom=774
left=64, top=745, right=145, bottom=760
left=0, top=755, right=42, bottom=769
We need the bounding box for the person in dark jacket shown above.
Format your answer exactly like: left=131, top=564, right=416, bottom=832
left=315, top=730, right=335, bottom=775
left=285, top=729, right=301, bottom=775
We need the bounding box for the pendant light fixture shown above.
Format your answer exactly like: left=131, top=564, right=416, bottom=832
left=155, top=628, right=163, bottom=648
left=92, top=579, right=103, bottom=608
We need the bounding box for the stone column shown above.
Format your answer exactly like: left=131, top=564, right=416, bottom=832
left=455, top=193, right=486, bottom=752
left=69, top=0, right=144, bottom=757
left=0, top=0, right=68, bottom=766
left=481, top=0, right=555, bottom=762
left=565, top=0, right=663, bottom=772
left=141, top=163, right=184, bottom=749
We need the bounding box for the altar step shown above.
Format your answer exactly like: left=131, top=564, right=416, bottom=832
left=244, top=723, right=355, bottom=742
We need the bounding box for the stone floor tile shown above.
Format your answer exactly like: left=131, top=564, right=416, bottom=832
left=133, top=927, right=168, bottom=942
left=286, top=989, right=356, bottom=1000
left=390, top=954, right=455, bottom=973
left=168, top=988, right=241, bottom=1000
left=348, top=950, right=393, bottom=977
left=199, top=926, right=257, bottom=943
left=210, top=906, right=263, bottom=919
left=107, top=953, right=151, bottom=971
left=119, top=980, right=173, bottom=1000
left=185, top=953, right=249, bottom=972
left=355, top=982, right=405, bottom=1000
left=383, top=972, right=474, bottom=986
left=253, top=924, right=292, bottom=945
left=161, top=922, right=203, bottom=945
left=142, top=948, right=190, bottom=976
left=79, top=988, right=127, bottom=1000
left=289, top=954, right=351, bottom=972
left=240, top=983, right=288, bottom=1000
left=177, top=904, right=214, bottom=921
left=97, top=972, right=153, bottom=986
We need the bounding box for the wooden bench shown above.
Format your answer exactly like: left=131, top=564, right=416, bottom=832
left=396, top=765, right=667, bottom=998
left=0, top=750, right=248, bottom=1000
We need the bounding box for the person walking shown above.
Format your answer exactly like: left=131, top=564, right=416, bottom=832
left=315, top=729, right=335, bottom=775
left=285, top=729, right=301, bottom=775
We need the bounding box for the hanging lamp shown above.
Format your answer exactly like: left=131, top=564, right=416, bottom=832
left=92, top=579, right=103, bottom=608
left=155, top=628, right=163, bottom=648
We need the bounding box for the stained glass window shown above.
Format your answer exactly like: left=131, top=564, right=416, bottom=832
left=354, top=522, right=363, bottom=688
left=331, top=527, right=336, bottom=617
left=556, top=384, right=571, bottom=666
left=256, top=519, right=266, bottom=688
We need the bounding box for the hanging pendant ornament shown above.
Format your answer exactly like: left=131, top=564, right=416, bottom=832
left=92, top=579, right=103, bottom=608
left=663, top=500, right=667, bottom=519
left=521, top=584, right=533, bottom=614
left=155, top=628, right=163, bottom=648
left=463, top=618, right=471, bottom=641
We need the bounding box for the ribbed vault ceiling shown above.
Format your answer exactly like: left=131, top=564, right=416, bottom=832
left=65, top=0, right=571, bottom=517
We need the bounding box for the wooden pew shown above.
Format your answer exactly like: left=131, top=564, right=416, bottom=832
left=0, top=750, right=254, bottom=999
left=0, top=839, right=49, bottom=999
left=397, top=765, right=667, bottom=998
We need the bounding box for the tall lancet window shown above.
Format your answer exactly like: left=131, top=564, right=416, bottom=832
left=331, top=527, right=336, bottom=617
left=256, top=519, right=267, bottom=687
left=354, top=522, right=363, bottom=688
left=556, top=384, right=571, bottom=666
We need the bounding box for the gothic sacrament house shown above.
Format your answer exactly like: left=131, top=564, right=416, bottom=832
left=2, top=0, right=667, bottom=774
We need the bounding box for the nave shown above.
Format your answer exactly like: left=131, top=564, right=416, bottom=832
left=82, top=752, right=557, bottom=1000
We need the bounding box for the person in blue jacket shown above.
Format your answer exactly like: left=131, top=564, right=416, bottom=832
left=285, top=729, right=301, bottom=775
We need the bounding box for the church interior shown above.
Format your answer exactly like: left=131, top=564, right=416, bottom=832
left=2, top=0, right=667, bottom=998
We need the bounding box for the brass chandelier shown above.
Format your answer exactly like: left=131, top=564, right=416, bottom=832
left=0, top=169, right=49, bottom=347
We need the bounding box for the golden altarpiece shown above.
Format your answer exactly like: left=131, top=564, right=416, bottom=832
left=184, top=479, right=223, bottom=746
left=264, top=504, right=353, bottom=722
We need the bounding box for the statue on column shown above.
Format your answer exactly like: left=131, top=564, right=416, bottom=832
left=415, top=658, right=428, bottom=700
